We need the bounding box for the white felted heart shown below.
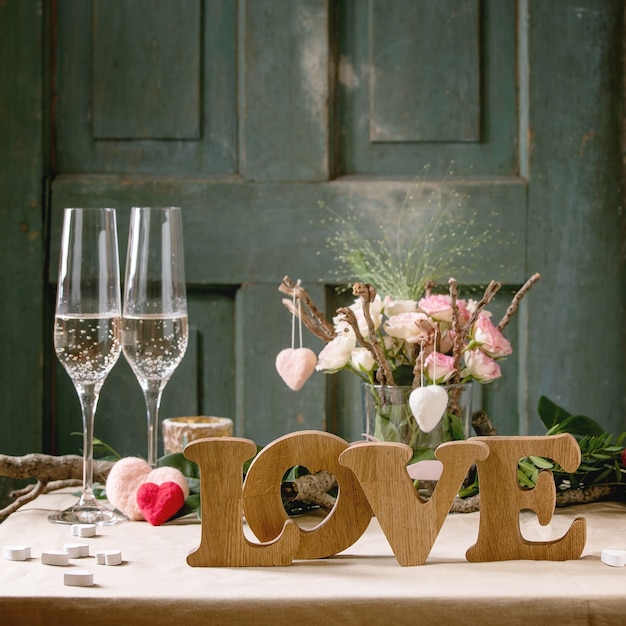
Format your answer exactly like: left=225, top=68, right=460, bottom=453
left=409, top=385, right=449, bottom=433
left=275, top=347, right=317, bottom=391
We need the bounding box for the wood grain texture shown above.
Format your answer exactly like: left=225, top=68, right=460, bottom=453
left=185, top=437, right=300, bottom=567
left=466, top=434, right=586, bottom=562
left=242, top=431, right=372, bottom=560
left=339, top=440, right=488, bottom=566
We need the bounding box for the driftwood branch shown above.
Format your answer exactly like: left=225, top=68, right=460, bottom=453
left=279, top=276, right=335, bottom=343
left=0, top=453, right=114, bottom=522
left=498, top=273, right=541, bottom=331
left=281, top=470, right=338, bottom=512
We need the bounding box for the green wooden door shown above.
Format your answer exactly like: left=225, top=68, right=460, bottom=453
left=36, top=0, right=626, bottom=460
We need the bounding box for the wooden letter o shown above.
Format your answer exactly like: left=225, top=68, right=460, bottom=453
left=242, top=431, right=372, bottom=560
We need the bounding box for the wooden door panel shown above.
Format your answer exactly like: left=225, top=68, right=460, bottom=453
left=46, top=0, right=626, bottom=460
left=92, top=0, right=202, bottom=140
left=370, top=0, right=480, bottom=142
left=56, top=0, right=237, bottom=175
left=337, top=0, right=517, bottom=176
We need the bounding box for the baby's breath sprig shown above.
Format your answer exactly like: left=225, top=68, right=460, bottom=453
left=322, top=165, right=504, bottom=299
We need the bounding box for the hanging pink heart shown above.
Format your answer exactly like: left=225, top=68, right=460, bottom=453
left=136, top=481, right=186, bottom=526
left=409, top=385, right=449, bottom=433
left=275, top=347, right=317, bottom=391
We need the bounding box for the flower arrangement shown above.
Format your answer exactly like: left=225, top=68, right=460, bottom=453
left=278, top=276, right=539, bottom=465
left=278, top=275, right=540, bottom=391
left=276, top=171, right=540, bottom=463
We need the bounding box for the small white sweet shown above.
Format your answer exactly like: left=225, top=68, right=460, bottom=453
left=41, top=550, right=70, bottom=566
left=71, top=524, right=97, bottom=538
left=601, top=549, right=626, bottom=567
left=63, top=543, right=90, bottom=558
left=64, top=569, right=94, bottom=587
left=95, top=549, right=122, bottom=566
left=2, top=545, right=31, bottom=561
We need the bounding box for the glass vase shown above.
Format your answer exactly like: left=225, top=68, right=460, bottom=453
left=361, top=382, right=473, bottom=464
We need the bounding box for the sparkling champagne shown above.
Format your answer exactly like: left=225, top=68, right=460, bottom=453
left=54, top=314, right=122, bottom=385
left=122, top=313, right=188, bottom=382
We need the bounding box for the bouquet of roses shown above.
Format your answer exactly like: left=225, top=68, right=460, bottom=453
left=277, top=275, right=540, bottom=391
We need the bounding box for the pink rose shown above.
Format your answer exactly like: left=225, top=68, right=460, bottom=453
left=473, top=315, right=512, bottom=358
left=383, top=311, right=428, bottom=343
left=424, top=351, right=456, bottom=384
left=418, top=294, right=471, bottom=324
left=463, top=349, right=501, bottom=383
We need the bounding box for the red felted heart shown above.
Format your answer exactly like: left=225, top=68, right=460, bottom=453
left=136, top=481, right=185, bottom=526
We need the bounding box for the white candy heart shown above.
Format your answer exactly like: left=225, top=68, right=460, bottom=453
left=275, top=348, right=317, bottom=391
left=408, top=385, right=449, bottom=433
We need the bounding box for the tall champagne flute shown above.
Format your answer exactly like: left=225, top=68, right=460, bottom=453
left=123, top=207, right=188, bottom=467
left=51, top=208, right=126, bottom=525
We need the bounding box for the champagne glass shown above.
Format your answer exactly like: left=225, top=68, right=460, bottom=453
left=123, top=207, right=188, bottom=467
left=51, top=208, right=126, bottom=525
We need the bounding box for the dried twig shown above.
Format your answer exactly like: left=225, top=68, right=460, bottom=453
left=448, top=277, right=464, bottom=385
left=349, top=283, right=395, bottom=385
left=498, top=273, right=541, bottom=331
left=279, top=276, right=335, bottom=343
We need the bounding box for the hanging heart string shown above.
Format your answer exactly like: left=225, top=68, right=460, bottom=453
left=409, top=331, right=448, bottom=433
left=275, top=279, right=317, bottom=391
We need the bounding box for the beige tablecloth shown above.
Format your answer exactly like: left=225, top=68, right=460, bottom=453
left=1, top=490, right=625, bottom=625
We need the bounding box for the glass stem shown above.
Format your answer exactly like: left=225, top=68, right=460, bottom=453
left=76, top=382, right=100, bottom=508
left=144, top=379, right=165, bottom=467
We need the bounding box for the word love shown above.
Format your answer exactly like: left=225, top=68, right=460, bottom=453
left=184, top=431, right=586, bottom=567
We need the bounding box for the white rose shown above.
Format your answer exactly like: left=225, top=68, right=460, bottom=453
left=316, top=330, right=357, bottom=372
left=382, top=296, right=418, bottom=317
left=351, top=347, right=376, bottom=373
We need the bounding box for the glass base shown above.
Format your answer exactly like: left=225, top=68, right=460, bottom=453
left=48, top=501, right=127, bottom=526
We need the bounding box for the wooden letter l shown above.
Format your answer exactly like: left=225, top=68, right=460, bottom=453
left=185, top=437, right=300, bottom=567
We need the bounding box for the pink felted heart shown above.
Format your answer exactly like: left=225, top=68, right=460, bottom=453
left=275, top=347, right=317, bottom=391
left=409, top=385, right=449, bottom=433
left=136, top=481, right=185, bottom=526
left=105, top=457, right=152, bottom=521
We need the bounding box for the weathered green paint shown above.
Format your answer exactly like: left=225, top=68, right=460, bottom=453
left=0, top=0, right=45, bottom=455
left=92, top=0, right=202, bottom=140
left=0, top=1, right=623, bottom=468
left=524, top=0, right=625, bottom=434
left=336, top=0, right=517, bottom=176
left=56, top=0, right=237, bottom=175
left=370, top=0, right=480, bottom=142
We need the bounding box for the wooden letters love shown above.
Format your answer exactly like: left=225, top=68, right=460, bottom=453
left=184, top=431, right=586, bottom=567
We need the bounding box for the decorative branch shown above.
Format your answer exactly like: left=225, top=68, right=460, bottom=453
left=448, top=277, right=464, bottom=385
left=0, top=453, right=114, bottom=521
left=281, top=470, right=338, bottom=512
left=498, top=273, right=541, bottom=331
left=279, top=276, right=335, bottom=343
left=347, top=283, right=395, bottom=385
left=462, top=280, right=502, bottom=333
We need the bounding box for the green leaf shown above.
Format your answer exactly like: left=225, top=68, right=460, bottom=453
left=157, top=452, right=200, bottom=479
left=537, top=396, right=571, bottom=429
left=554, top=415, right=606, bottom=437
left=528, top=455, right=554, bottom=469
